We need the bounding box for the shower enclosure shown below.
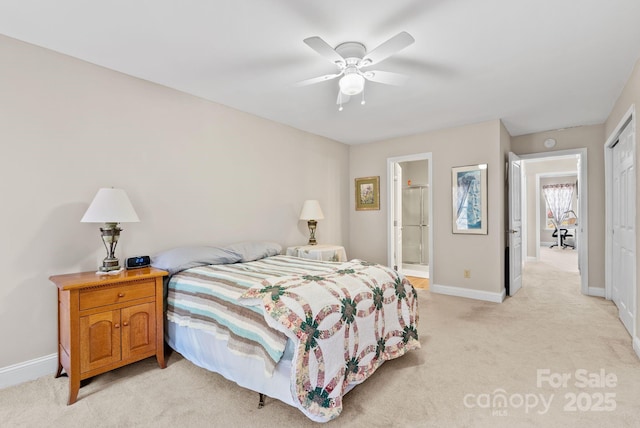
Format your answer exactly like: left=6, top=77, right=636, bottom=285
left=402, top=185, right=429, bottom=277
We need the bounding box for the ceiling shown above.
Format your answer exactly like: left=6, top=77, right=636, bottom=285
left=1, top=0, right=639, bottom=144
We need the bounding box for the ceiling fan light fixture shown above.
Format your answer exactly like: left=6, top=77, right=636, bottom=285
left=339, top=72, right=365, bottom=96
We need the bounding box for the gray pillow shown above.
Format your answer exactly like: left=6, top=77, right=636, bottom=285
left=151, top=246, right=242, bottom=275
left=223, top=241, right=282, bottom=262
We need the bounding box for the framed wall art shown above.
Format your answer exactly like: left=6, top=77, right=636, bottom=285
left=355, top=176, right=380, bottom=211
left=452, top=164, right=487, bottom=234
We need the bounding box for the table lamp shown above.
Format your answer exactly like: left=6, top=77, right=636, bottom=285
left=299, top=200, right=324, bottom=245
left=81, top=188, right=140, bottom=272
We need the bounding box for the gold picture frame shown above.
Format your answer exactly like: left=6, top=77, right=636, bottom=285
left=355, top=176, right=380, bottom=211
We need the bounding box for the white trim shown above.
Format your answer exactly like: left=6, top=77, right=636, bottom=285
left=0, top=353, right=57, bottom=389
left=519, top=149, right=588, bottom=295
left=521, top=163, right=529, bottom=263
left=634, top=336, right=640, bottom=360
left=604, top=104, right=635, bottom=301
left=526, top=256, right=537, bottom=262
left=387, top=153, right=433, bottom=282
left=604, top=104, right=636, bottom=341
left=588, top=287, right=606, bottom=298
left=431, top=283, right=506, bottom=303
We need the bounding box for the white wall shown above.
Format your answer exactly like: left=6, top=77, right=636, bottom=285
left=0, top=35, right=349, bottom=368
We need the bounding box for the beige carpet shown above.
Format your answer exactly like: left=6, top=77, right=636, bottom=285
left=2, top=258, right=640, bottom=427
left=538, top=245, right=579, bottom=273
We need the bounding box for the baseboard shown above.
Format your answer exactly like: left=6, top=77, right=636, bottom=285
left=526, top=256, right=537, bottom=262
left=431, top=283, right=506, bottom=303
left=588, top=287, right=605, bottom=297
left=0, top=353, right=57, bottom=389
left=540, top=241, right=554, bottom=247
left=633, top=336, right=640, bottom=360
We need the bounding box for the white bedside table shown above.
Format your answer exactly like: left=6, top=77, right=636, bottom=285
left=286, top=244, right=347, bottom=262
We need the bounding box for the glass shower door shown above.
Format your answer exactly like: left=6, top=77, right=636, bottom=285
left=402, top=186, right=428, bottom=266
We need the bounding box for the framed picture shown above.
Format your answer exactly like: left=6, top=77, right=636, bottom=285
left=355, top=176, right=380, bottom=211
left=452, top=164, right=487, bottom=234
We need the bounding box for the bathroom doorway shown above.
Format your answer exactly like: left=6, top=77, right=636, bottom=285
left=401, top=161, right=430, bottom=278
left=387, top=153, right=433, bottom=280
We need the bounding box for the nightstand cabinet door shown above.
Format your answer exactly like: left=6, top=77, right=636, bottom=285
left=80, top=310, right=122, bottom=374
left=121, top=302, right=156, bottom=361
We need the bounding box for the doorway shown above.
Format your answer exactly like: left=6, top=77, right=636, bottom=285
left=387, top=153, right=433, bottom=281
left=512, top=149, right=589, bottom=295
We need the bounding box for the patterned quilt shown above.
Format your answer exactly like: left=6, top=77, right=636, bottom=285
left=241, top=259, right=420, bottom=422
left=166, top=256, right=342, bottom=375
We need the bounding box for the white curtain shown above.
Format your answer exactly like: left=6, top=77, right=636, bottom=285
left=543, top=183, right=574, bottom=227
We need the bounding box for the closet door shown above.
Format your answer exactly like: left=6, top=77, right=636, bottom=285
left=612, top=122, right=636, bottom=335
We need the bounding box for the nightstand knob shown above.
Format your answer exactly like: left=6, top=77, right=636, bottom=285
left=118, top=293, right=125, bottom=298
left=114, top=323, right=120, bottom=329
left=123, top=321, right=129, bottom=327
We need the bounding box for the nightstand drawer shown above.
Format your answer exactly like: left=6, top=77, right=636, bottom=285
left=79, top=280, right=155, bottom=310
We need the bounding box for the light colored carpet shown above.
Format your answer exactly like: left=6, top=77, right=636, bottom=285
left=538, top=245, right=579, bottom=273
left=1, top=257, right=639, bottom=427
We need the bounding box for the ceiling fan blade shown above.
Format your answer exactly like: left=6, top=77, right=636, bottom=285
left=303, top=36, right=346, bottom=67
left=361, top=31, right=415, bottom=67
left=363, top=70, right=409, bottom=86
left=336, top=91, right=351, bottom=105
left=294, top=72, right=342, bottom=87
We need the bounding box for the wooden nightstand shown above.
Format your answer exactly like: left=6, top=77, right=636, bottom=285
left=286, top=244, right=347, bottom=262
left=50, top=267, right=168, bottom=405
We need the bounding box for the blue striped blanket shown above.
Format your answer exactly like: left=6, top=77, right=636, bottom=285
left=166, top=255, right=343, bottom=374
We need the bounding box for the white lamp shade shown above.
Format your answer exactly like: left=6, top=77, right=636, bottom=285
left=339, top=73, right=365, bottom=96
left=299, top=200, right=325, bottom=220
left=81, top=188, right=140, bottom=223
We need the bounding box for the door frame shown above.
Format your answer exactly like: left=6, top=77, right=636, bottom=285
left=387, top=153, right=433, bottom=279
left=604, top=105, right=636, bottom=334
left=508, top=152, right=523, bottom=296
left=518, top=148, right=589, bottom=295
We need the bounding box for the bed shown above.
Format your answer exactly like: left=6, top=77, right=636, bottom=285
left=154, top=242, right=420, bottom=423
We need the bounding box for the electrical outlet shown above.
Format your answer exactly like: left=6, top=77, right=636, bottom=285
left=464, top=269, right=471, bottom=279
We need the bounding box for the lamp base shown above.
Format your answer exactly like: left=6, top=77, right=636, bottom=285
left=307, top=219, right=318, bottom=246
left=98, top=222, right=122, bottom=271
left=99, top=257, right=121, bottom=272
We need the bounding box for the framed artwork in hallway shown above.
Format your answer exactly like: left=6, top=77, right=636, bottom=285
left=452, top=164, right=487, bottom=234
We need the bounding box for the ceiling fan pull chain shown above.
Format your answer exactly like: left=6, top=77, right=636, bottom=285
left=338, top=92, right=344, bottom=111
left=361, top=88, right=366, bottom=105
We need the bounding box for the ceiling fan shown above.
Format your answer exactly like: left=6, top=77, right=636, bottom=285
left=295, top=31, right=415, bottom=110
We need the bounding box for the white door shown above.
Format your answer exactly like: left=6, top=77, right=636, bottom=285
left=612, top=121, right=636, bottom=335
left=508, top=152, right=523, bottom=296
left=393, top=162, right=403, bottom=271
